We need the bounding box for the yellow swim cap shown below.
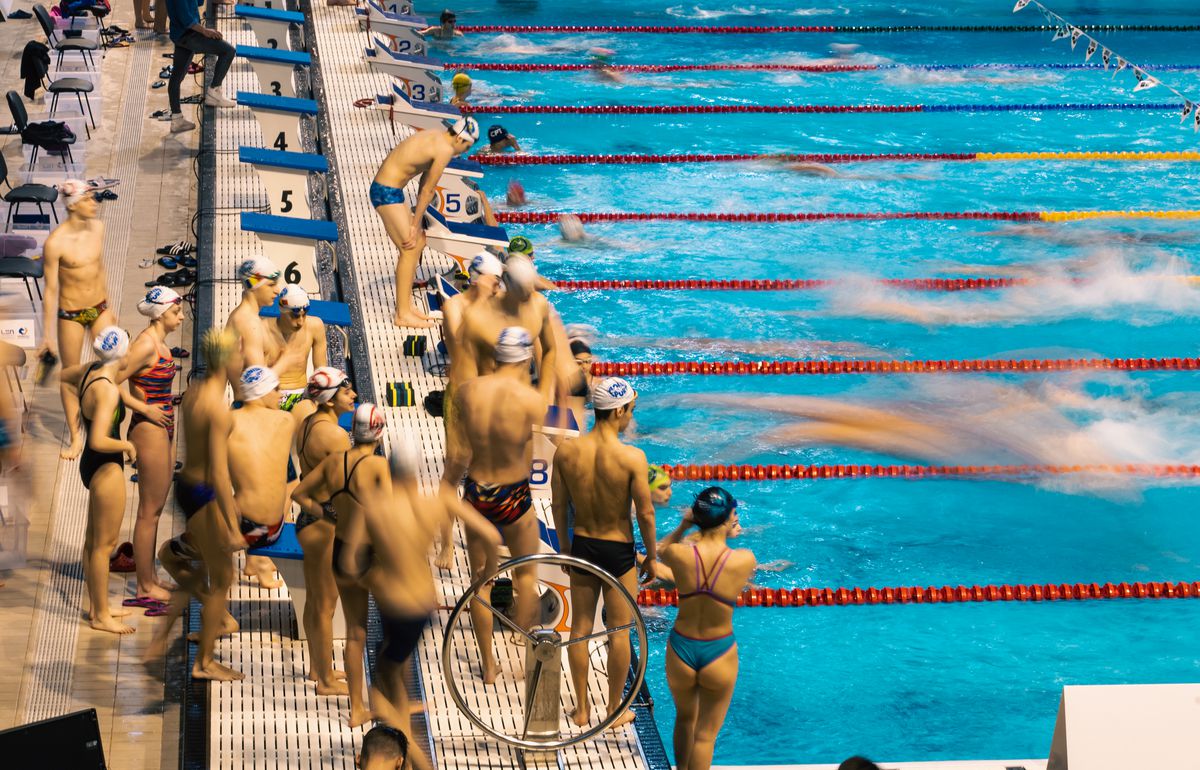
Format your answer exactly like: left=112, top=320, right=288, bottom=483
left=648, top=464, right=670, bottom=491
left=452, top=73, right=472, bottom=92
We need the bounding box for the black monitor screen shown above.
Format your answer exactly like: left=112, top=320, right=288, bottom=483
left=0, top=708, right=107, bottom=769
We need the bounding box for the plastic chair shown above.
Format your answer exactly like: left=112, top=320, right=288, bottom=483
left=43, top=73, right=95, bottom=138
left=7, top=90, right=76, bottom=169
left=0, top=153, right=59, bottom=229
left=33, top=4, right=99, bottom=70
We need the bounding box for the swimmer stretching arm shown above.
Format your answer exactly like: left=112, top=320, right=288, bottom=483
left=658, top=510, right=695, bottom=549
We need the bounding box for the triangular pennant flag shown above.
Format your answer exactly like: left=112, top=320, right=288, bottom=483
left=1085, top=39, right=1098, bottom=61
left=1181, top=100, right=1194, bottom=123
left=1012, top=0, right=1031, bottom=10
left=1113, top=57, right=1128, bottom=77
left=1134, top=76, right=1159, bottom=92
left=1133, top=67, right=1146, bottom=81
left=1102, top=48, right=1112, bottom=68
left=1052, top=26, right=1070, bottom=41
left=1070, top=27, right=1083, bottom=49
left=1038, top=5, right=1055, bottom=22
left=1194, top=109, right=1200, bottom=133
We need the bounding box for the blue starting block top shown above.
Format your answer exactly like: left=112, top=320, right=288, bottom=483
left=260, top=297, right=352, bottom=326
left=448, top=157, right=484, bottom=174
left=248, top=522, right=302, bottom=559
left=537, top=518, right=560, bottom=551
left=237, top=91, right=319, bottom=115
left=241, top=211, right=339, bottom=241
left=239, top=146, right=328, bottom=172
left=237, top=45, right=311, bottom=66
left=390, top=84, right=459, bottom=116
left=235, top=4, right=304, bottom=23
left=425, top=206, right=507, bottom=242
left=544, top=404, right=581, bottom=433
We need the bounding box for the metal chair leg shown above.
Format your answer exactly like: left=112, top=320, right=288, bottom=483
left=82, top=91, right=96, bottom=130
left=34, top=276, right=42, bottom=301
left=78, top=92, right=95, bottom=134
left=50, top=92, right=60, bottom=119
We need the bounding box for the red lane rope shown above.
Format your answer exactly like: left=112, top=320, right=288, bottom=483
left=495, top=211, right=1040, bottom=223
left=456, top=24, right=1200, bottom=34
left=654, top=462, right=1200, bottom=481
left=591, top=357, right=1200, bottom=377
left=551, top=278, right=1023, bottom=292
left=637, top=581, right=1200, bottom=608
left=446, top=62, right=879, bottom=73
left=464, top=104, right=929, bottom=115
left=471, top=151, right=977, bottom=165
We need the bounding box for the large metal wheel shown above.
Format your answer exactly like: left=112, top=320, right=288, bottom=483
left=441, top=553, right=649, bottom=751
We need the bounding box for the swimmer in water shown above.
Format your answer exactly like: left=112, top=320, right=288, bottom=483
left=506, top=179, right=527, bottom=207
left=478, top=124, right=521, bottom=154
left=979, top=223, right=1199, bottom=247
left=763, top=156, right=933, bottom=181
left=559, top=213, right=586, bottom=242
left=371, top=116, right=479, bottom=327
left=420, top=9, right=463, bottom=39
left=589, top=47, right=624, bottom=83
left=449, top=72, right=472, bottom=108
left=661, top=487, right=756, bottom=770
left=611, top=334, right=891, bottom=360
left=829, top=43, right=861, bottom=59
left=506, top=236, right=557, bottom=291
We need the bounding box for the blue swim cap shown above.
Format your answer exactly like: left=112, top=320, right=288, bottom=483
left=692, top=486, right=736, bottom=530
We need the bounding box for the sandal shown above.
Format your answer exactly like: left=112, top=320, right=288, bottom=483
left=170, top=347, right=190, bottom=358
left=151, top=80, right=165, bottom=89
left=159, top=65, right=172, bottom=78
left=187, top=62, right=205, bottom=74
left=157, top=239, right=195, bottom=256
left=144, top=606, right=170, bottom=617
left=149, top=108, right=172, bottom=120
left=157, top=256, right=178, bottom=269
left=160, top=268, right=196, bottom=287
left=95, top=190, right=118, bottom=201
left=122, top=596, right=167, bottom=609
left=179, top=255, right=197, bottom=268
left=109, top=542, right=135, bottom=573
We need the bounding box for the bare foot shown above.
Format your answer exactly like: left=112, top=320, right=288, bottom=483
left=434, top=542, right=454, bottom=570
left=85, top=607, right=133, bottom=620
left=567, top=706, right=590, bottom=728
left=193, top=659, right=245, bottom=681
left=348, top=705, right=373, bottom=728
left=61, top=434, right=84, bottom=460
left=316, top=678, right=350, bottom=696
left=186, top=611, right=238, bottom=641
left=90, top=615, right=136, bottom=634
left=243, top=557, right=282, bottom=589
left=392, top=312, right=435, bottom=329
left=308, top=668, right=347, bottom=682
left=481, top=653, right=498, bottom=685
left=137, top=584, right=173, bottom=603
left=606, top=708, right=636, bottom=730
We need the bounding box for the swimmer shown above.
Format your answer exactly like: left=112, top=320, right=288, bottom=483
left=150, top=329, right=247, bottom=680
left=505, top=236, right=557, bottom=291
left=589, top=47, right=624, bottom=83
left=41, top=180, right=117, bottom=460
left=294, top=367, right=357, bottom=694
left=359, top=724, right=410, bottom=770
left=559, top=213, right=586, bottom=242
left=292, top=404, right=387, bottom=727
left=266, top=284, right=327, bottom=421
left=456, top=254, right=561, bottom=401
left=613, top=334, right=891, bottom=360
left=449, top=72, right=472, bottom=108
left=829, top=43, right=861, bottom=59
left=766, top=157, right=934, bottom=181
left=551, top=376, right=656, bottom=729
left=371, top=116, right=480, bottom=328
left=441, top=328, right=545, bottom=684
left=63, top=328, right=138, bottom=634
left=506, top=179, right=527, bottom=207
left=980, top=222, right=1199, bottom=247
left=562, top=326, right=595, bottom=429
left=480, top=124, right=521, bottom=154
left=420, top=9, right=463, bottom=39
left=661, top=488, right=755, bottom=770
left=439, top=251, right=504, bottom=569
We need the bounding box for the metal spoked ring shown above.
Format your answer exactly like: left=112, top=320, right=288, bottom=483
left=441, top=553, right=649, bottom=751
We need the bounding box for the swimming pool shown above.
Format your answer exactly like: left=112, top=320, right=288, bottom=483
left=451, top=1, right=1200, bottom=763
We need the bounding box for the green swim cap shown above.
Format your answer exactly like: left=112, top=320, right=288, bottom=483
left=508, top=236, right=534, bottom=255
left=648, top=464, right=670, bottom=491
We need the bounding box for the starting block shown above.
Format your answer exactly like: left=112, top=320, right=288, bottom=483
left=260, top=296, right=352, bottom=326
left=357, top=0, right=426, bottom=55
left=248, top=523, right=347, bottom=640
left=1048, top=683, right=1200, bottom=769
left=240, top=211, right=337, bottom=298
left=237, top=45, right=310, bottom=98
left=238, top=0, right=291, bottom=9
left=234, top=4, right=304, bottom=51
left=364, top=36, right=443, bottom=103
left=373, top=84, right=460, bottom=132
left=530, top=405, right=581, bottom=497
left=237, top=91, right=318, bottom=156
left=422, top=206, right=507, bottom=267
left=433, top=157, right=487, bottom=223
left=238, top=146, right=327, bottom=219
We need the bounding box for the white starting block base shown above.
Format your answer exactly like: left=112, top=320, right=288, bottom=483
left=271, top=555, right=348, bottom=641
left=1047, top=683, right=1200, bottom=769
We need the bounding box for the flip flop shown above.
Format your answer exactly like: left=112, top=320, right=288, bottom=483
left=157, top=240, right=195, bottom=256
left=109, top=542, right=135, bottom=573
left=170, top=347, right=190, bottom=358
left=95, top=190, right=118, bottom=201
left=122, top=596, right=167, bottom=609
left=179, top=255, right=197, bottom=268
left=157, top=256, right=178, bottom=269
left=144, top=606, right=171, bottom=617
left=151, top=80, right=165, bottom=89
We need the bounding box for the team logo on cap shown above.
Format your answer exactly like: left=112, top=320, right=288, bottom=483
left=604, top=379, right=629, bottom=400
left=100, top=331, right=122, bottom=352
left=146, top=287, right=167, bottom=303
left=238, top=259, right=256, bottom=277
left=242, top=366, right=266, bottom=385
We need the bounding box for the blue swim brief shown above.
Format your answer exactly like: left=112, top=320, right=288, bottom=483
left=369, top=180, right=406, bottom=208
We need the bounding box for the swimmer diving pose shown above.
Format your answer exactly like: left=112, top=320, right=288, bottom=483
left=661, top=488, right=755, bottom=770
left=371, top=116, right=480, bottom=328
left=551, top=376, right=656, bottom=730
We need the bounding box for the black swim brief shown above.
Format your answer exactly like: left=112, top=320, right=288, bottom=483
left=570, top=535, right=636, bottom=579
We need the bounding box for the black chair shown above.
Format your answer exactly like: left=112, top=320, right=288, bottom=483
left=7, top=90, right=76, bottom=170
left=0, top=153, right=59, bottom=229
left=33, top=4, right=99, bottom=70
left=43, top=73, right=95, bottom=138
left=0, top=255, right=46, bottom=306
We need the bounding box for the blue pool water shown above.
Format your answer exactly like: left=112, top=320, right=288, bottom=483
left=443, top=1, right=1200, bottom=764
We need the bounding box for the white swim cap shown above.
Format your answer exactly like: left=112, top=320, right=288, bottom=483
left=448, top=116, right=480, bottom=144
left=503, top=253, right=537, bottom=296
left=388, top=434, right=421, bottom=480
left=278, top=284, right=310, bottom=312
left=58, top=179, right=91, bottom=209
left=353, top=403, right=386, bottom=443
left=239, top=365, right=279, bottom=402
left=306, top=366, right=349, bottom=404
left=558, top=213, right=586, bottom=241
left=494, top=326, right=533, bottom=363
left=93, top=326, right=129, bottom=362
left=592, top=376, right=636, bottom=410
left=137, top=286, right=182, bottom=319
left=468, top=250, right=504, bottom=282
left=239, top=257, right=281, bottom=288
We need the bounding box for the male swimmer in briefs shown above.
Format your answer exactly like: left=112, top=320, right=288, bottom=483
left=40, top=180, right=118, bottom=459
left=551, top=376, right=656, bottom=729
left=438, top=251, right=504, bottom=569
left=266, top=284, right=327, bottom=420
left=441, top=328, right=545, bottom=684
left=372, top=116, right=480, bottom=328
left=150, top=330, right=247, bottom=680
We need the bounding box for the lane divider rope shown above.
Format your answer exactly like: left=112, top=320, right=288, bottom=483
left=448, top=62, right=1200, bottom=73
left=654, top=462, right=1200, bottom=481
left=457, top=24, right=1200, bottom=34
left=495, top=210, right=1200, bottom=224
left=637, top=581, right=1200, bottom=608
left=550, top=278, right=1031, bottom=291
left=472, top=150, right=1200, bottom=165
left=590, top=357, right=1200, bottom=376
left=465, top=102, right=1178, bottom=115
